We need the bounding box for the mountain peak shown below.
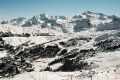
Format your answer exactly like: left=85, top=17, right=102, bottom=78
left=11, top=17, right=27, bottom=22
left=83, top=11, right=95, bottom=14
left=0, top=19, right=3, bottom=23
left=40, top=13, right=49, bottom=20
left=32, top=15, right=40, bottom=20
left=82, top=11, right=106, bottom=16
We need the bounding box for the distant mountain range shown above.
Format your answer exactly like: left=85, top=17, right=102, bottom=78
left=1, top=11, right=120, bottom=33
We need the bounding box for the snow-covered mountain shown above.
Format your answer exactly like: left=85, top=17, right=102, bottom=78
left=1, top=11, right=120, bottom=33
left=1, top=17, right=27, bottom=26
left=21, top=13, right=68, bottom=27
left=0, top=19, right=4, bottom=24
left=73, top=11, right=119, bottom=21
left=0, top=11, right=120, bottom=80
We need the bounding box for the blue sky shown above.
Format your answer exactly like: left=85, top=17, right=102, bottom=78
left=0, top=0, right=120, bottom=20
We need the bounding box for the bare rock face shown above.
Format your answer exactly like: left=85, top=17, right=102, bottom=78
left=48, top=48, right=96, bottom=71
left=95, top=37, right=120, bottom=51
left=0, top=39, right=61, bottom=77
left=0, top=56, right=34, bottom=77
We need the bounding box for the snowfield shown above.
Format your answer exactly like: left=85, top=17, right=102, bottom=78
left=0, top=11, right=120, bottom=80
